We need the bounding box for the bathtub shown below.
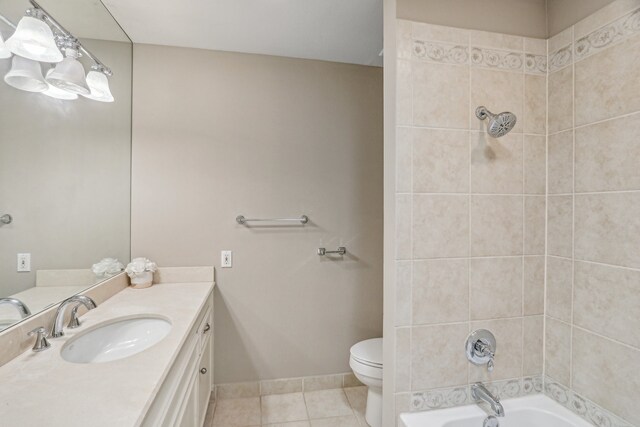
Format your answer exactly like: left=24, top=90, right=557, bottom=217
left=399, top=394, right=593, bottom=427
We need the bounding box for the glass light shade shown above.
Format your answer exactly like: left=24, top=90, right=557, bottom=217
left=82, top=70, right=114, bottom=102
left=4, top=55, right=47, bottom=92
left=5, top=16, right=63, bottom=63
left=45, top=53, right=90, bottom=95
left=0, top=32, right=12, bottom=59
left=42, top=69, right=78, bottom=100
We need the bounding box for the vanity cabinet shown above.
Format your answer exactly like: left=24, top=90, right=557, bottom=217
left=142, top=292, right=213, bottom=427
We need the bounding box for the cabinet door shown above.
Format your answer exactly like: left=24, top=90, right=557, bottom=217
left=177, top=370, right=198, bottom=427
left=197, top=337, right=212, bottom=425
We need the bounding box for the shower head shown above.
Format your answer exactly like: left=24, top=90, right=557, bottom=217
left=476, top=106, right=517, bottom=138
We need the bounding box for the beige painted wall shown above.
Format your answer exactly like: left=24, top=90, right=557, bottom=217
left=396, top=0, right=548, bottom=38
left=0, top=39, right=132, bottom=299
left=545, top=2, right=640, bottom=425
left=131, top=45, right=383, bottom=383
left=547, top=0, right=618, bottom=35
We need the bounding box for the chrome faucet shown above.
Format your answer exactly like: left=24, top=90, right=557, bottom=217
left=0, top=297, right=31, bottom=318
left=472, top=383, right=505, bottom=417
left=50, top=295, right=97, bottom=338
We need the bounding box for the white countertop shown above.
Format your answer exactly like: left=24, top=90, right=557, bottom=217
left=0, top=281, right=214, bottom=426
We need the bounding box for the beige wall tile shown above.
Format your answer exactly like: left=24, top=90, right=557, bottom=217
left=470, top=68, right=524, bottom=133
left=524, top=256, right=545, bottom=315
left=548, top=66, right=573, bottom=133
left=413, top=62, right=470, bottom=129
left=411, top=323, right=469, bottom=390
left=470, top=30, right=524, bottom=51
left=573, top=0, right=640, bottom=40
left=548, top=26, right=573, bottom=53
left=397, top=60, right=413, bottom=125
left=396, top=195, right=412, bottom=260
left=470, top=196, right=523, bottom=256
left=575, top=113, right=640, bottom=192
left=469, top=318, right=523, bottom=382
left=395, top=261, right=412, bottom=326
left=397, top=20, right=413, bottom=60
left=546, top=256, right=573, bottom=323
left=342, top=373, right=363, bottom=388
left=470, top=257, right=523, bottom=320
left=395, top=328, right=411, bottom=392
left=545, top=317, right=572, bottom=387
left=548, top=130, right=573, bottom=194
left=523, top=315, right=544, bottom=376
left=575, top=193, right=640, bottom=268
left=575, top=35, right=640, bottom=126
left=574, top=261, right=640, bottom=348
left=412, top=21, right=470, bottom=45
left=524, top=135, right=546, bottom=195
left=217, top=381, right=260, bottom=399
left=413, top=129, right=470, bottom=193
left=572, top=328, right=640, bottom=426
left=547, top=196, right=573, bottom=258
left=525, top=196, right=545, bottom=255
left=413, top=195, right=469, bottom=259
left=396, top=127, right=412, bottom=193
left=524, top=75, right=547, bottom=135
left=412, top=259, right=469, bottom=325
left=260, top=378, right=303, bottom=396
left=470, top=132, right=523, bottom=194
left=525, top=38, right=547, bottom=55
left=303, top=375, right=344, bottom=392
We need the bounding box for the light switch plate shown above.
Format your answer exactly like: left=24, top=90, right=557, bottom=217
left=221, top=250, right=232, bottom=268
left=17, top=253, right=31, bottom=272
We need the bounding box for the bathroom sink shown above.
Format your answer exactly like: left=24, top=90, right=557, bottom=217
left=61, top=316, right=171, bottom=364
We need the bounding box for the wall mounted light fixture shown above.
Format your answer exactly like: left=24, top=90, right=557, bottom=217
left=0, top=0, right=114, bottom=102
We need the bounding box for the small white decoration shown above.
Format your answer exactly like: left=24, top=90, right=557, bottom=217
left=92, top=258, right=124, bottom=278
left=125, top=257, right=158, bottom=289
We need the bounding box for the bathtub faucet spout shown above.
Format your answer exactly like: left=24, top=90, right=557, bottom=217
left=472, top=383, right=505, bottom=417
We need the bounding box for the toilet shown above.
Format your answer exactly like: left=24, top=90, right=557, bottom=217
left=349, top=338, right=383, bottom=427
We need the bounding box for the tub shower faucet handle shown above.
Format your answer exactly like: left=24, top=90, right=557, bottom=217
left=466, top=329, right=497, bottom=372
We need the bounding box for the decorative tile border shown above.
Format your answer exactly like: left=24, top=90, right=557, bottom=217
left=550, top=6, right=640, bottom=73
left=412, top=39, right=544, bottom=75
left=409, top=376, right=542, bottom=412
left=575, top=8, right=640, bottom=61
left=544, top=377, right=633, bottom=427
left=470, top=47, right=524, bottom=71
left=412, top=40, right=469, bottom=64
left=525, top=54, right=547, bottom=74
left=549, top=45, right=573, bottom=72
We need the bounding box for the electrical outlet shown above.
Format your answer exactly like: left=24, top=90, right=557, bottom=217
left=221, top=250, right=232, bottom=268
left=17, top=253, right=30, bottom=272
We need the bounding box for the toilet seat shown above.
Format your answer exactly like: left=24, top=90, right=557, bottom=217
left=350, top=338, right=382, bottom=368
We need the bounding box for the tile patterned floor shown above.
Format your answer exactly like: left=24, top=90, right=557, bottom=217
left=207, top=386, right=370, bottom=427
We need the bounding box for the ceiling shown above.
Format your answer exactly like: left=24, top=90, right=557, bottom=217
left=0, top=0, right=130, bottom=42
left=101, top=0, right=383, bottom=67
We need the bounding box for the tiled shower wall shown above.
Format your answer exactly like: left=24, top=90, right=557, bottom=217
left=392, top=1, right=640, bottom=426
left=544, top=2, right=640, bottom=426
left=393, top=20, right=547, bottom=416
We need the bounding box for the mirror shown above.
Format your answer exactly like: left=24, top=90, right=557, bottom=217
left=0, top=0, right=131, bottom=331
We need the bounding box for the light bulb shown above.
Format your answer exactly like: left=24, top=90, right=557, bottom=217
left=4, top=55, right=47, bottom=92
left=45, top=47, right=89, bottom=95
left=82, top=70, right=114, bottom=102
left=5, top=15, right=62, bottom=63
left=42, top=69, right=78, bottom=100
left=0, top=32, right=12, bottom=59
